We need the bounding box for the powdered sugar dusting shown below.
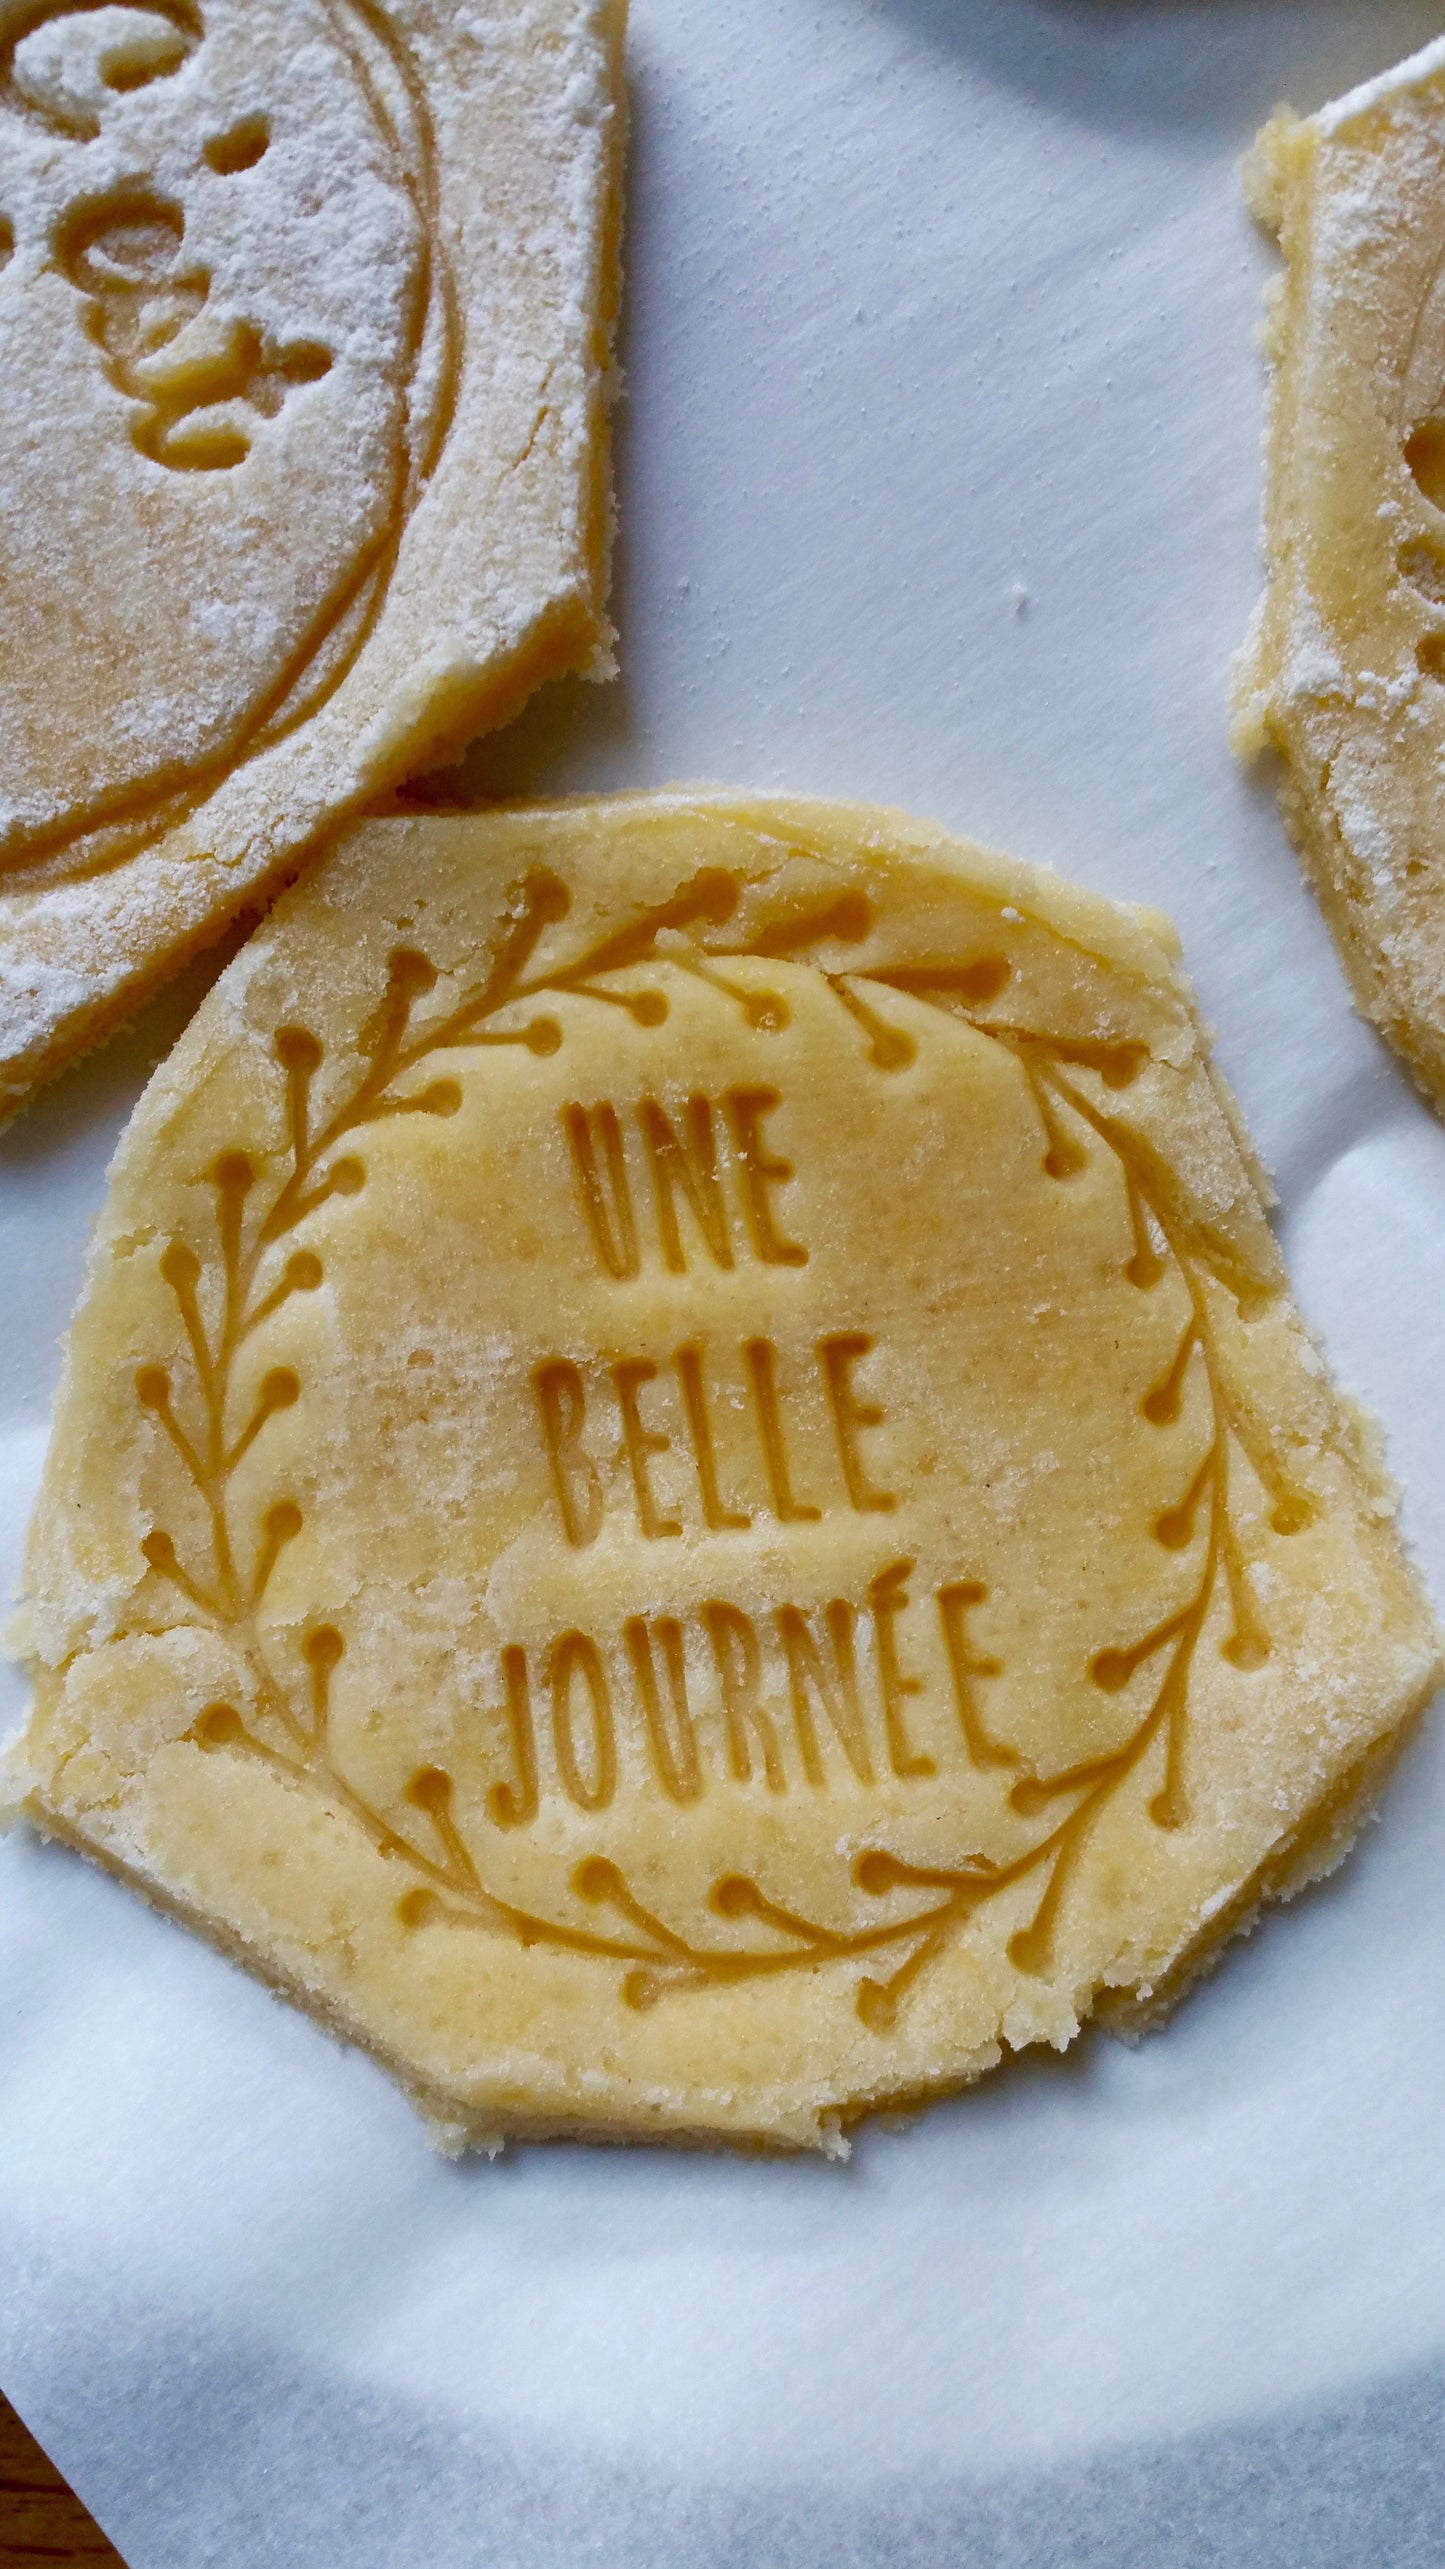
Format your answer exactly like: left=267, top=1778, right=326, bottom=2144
left=0, top=0, right=624, bottom=1120
left=1317, top=33, right=1445, bottom=140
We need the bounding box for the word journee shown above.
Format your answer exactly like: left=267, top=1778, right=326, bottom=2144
left=485, top=1085, right=1000, bottom=1825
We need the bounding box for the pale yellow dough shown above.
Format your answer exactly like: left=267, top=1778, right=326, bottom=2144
left=5, top=793, right=1438, bottom=2152
left=0, top=0, right=623, bottom=1121
left=1237, top=36, right=1445, bottom=1112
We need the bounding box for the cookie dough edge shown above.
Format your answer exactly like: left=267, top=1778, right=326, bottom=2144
left=0, top=0, right=629, bottom=1128
left=1232, top=67, right=1445, bottom=1114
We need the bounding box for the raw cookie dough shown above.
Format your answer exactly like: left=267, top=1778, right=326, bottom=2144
left=1237, top=35, right=1445, bottom=1113
left=0, top=0, right=623, bottom=1121
left=5, top=793, right=1438, bottom=2152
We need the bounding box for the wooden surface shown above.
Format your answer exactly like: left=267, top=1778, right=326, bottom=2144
left=0, top=2394, right=122, bottom=2565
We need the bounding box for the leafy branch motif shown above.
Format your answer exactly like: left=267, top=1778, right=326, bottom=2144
left=135, top=862, right=1317, bottom=2032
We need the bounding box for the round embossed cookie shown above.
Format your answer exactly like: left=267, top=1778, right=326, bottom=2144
left=0, top=0, right=622, bottom=1120
left=6, top=794, right=1438, bottom=2150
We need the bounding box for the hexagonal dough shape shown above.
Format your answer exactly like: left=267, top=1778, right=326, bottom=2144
left=1236, top=36, right=1445, bottom=1114
left=0, top=0, right=623, bottom=1121
left=4, top=794, right=1438, bottom=2152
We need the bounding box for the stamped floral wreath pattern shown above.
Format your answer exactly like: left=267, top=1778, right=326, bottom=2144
left=135, top=861, right=1316, bottom=2032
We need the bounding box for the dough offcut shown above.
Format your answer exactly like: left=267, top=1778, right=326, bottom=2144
left=1238, top=37, right=1445, bottom=1113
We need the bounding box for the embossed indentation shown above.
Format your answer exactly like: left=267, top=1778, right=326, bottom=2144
left=745, top=1339, right=821, bottom=1523
left=99, top=10, right=191, bottom=89
left=1406, top=417, right=1445, bottom=512
left=204, top=115, right=270, bottom=175
left=564, top=1083, right=809, bottom=1281
left=532, top=1330, right=896, bottom=1546
left=1399, top=537, right=1445, bottom=606
left=1142, top=1322, right=1197, bottom=1424
left=4, top=3, right=201, bottom=138
left=58, top=185, right=334, bottom=472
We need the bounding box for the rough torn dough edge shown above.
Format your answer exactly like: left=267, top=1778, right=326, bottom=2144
left=1233, top=62, right=1445, bottom=1112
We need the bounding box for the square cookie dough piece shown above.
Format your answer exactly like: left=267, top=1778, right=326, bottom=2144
left=6, top=793, right=1439, bottom=2151
left=0, top=0, right=624, bottom=1121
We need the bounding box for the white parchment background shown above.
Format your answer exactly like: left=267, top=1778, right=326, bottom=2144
left=5, top=3, right=1445, bottom=2560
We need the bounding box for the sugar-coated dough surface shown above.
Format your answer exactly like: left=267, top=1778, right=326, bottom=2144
left=5, top=793, right=1438, bottom=2152
left=0, top=0, right=623, bottom=1121
left=1237, top=36, right=1445, bottom=1113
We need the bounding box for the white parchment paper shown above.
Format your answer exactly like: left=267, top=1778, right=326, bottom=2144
left=5, top=3, right=1445, bottom=2560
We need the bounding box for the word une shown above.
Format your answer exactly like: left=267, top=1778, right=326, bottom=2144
left=484, top=1568, right=999, bottom=1822
left=564, top=1086, right=808, bottom=1279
